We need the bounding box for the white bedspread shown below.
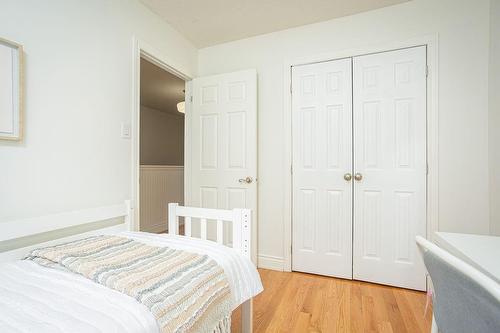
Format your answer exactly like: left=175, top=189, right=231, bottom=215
left=0, top=232, right=263, bottom=333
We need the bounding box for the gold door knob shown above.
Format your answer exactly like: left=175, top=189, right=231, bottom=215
left=343, top=173, right=352, bottom=181
left=354, top=173, right=363, bottom=181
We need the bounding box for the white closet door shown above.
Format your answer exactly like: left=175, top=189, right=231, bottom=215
left=352, top=46, right=427, bottom=290
left=292, top=58, right=353, bottom=278
left=189, top=69, right=257, bottom=262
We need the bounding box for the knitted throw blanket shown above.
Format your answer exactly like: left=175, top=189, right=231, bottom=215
left=25, top=235, right=232, bottom=333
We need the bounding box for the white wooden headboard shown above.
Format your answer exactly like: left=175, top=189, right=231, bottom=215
left=0, top=200, right=132, bottom=262
left=168, top=203, right=252, bottom=259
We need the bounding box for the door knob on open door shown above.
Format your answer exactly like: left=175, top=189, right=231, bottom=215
left=239, top=177, right=253, bottom=184
left=354, top=173, right=363, bottom=181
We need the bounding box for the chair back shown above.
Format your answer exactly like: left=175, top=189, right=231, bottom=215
left=416, top=236, right=500, bottom=333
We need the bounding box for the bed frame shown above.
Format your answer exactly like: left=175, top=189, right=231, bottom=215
left=0, top=201, right=133, bottom=262
left=0, top=200, right=254, bottom=333
left=168, top=202, right=253, bottom=333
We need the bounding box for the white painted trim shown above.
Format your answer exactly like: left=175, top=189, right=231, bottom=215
left=258, top=254, right=285, bottom=271
left=135, top=38, right=193, bottom=81
left=184, top=80, right=193, bottom=207
left=282, top=34, right=439, bottom=272
left=131, top=36, right=192, bottom=233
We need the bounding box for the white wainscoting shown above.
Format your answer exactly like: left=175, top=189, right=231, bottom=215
left=140, top=165, right=183, bottom=233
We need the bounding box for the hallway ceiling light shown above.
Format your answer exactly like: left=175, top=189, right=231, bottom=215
left=177, top=101, right=185, bottom=113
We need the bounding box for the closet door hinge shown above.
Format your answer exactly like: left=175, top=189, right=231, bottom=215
left=290, top=164, right=293, bottom=174
left=426, top=163, right=429, bottom=175
left=190, top=95, right=193, bottom=102
left=290, top=82, right=292, bottom=94
left=425, top=65, right=429, bottom=78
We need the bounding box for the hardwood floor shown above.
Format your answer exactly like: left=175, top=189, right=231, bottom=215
left=231, top=269, right=432, bottom=333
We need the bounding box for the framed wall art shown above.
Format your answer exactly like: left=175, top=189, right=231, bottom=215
left=0, top=37, right=23, bottom=141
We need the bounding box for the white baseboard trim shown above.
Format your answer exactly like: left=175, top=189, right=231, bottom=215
left=258, top=254, right=285, bottom=271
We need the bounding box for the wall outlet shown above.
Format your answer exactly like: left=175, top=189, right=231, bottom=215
left=121, top=122, right=131, bottom=139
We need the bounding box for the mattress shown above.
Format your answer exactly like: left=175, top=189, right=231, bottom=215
left=0, top=232, right=263, bottom=333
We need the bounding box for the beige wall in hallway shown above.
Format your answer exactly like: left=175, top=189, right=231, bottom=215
left=140, top=105, right=184, bottom=166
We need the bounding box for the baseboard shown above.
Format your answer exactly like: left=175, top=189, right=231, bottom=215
left=258, top=254, right=285, bottom=271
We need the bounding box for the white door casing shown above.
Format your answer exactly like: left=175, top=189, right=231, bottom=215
left=189, top=69, right=257, bottom=263
left=352, top=46, right=427, bottom=290
left=291, top=58, right=353, bottom=278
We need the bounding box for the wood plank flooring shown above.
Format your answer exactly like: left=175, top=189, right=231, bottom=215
left=231, top=269, right=432, bottom=333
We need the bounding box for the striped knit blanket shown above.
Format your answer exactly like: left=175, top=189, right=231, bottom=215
left=25, top=235, right=232, bottom=333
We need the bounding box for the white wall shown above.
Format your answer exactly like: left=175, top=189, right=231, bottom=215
left=198, top=0, right=492, bottom=267
left=140, top=105, right=184, bottom=165
left=0, top=0, right=197, bottom=223
left=490, top=0, right=500, bottom=236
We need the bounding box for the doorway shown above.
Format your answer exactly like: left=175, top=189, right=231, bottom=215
left=291, top=46, right=428, bottom=291
left=138, top=57, right=186, bottom=233
left=132, top=42, right=259, bottom=259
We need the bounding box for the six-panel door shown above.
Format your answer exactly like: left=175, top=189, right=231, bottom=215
left=352, top=46, right=427, bottom=291
left=292, top=58, right=354, bottom=279
left=189, top=69, right=257, bottom=262
left=291, top=46, right=427, bottom=290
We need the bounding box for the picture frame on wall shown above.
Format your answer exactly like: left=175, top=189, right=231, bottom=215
left=0, top=37, right=23, bottom=141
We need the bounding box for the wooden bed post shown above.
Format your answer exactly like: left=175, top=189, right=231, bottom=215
left=168, top=203, right=179, bottom=234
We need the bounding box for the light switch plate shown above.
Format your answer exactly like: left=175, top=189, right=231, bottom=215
left=121, top=122, right=131, bottom=139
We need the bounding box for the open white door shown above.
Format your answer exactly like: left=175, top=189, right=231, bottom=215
left=187, top=69, right=257, bottom=262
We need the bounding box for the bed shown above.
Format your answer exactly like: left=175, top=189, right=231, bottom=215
left=0, top=201, right=263, bottom=333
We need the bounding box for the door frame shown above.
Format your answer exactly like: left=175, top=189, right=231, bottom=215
left=131, top=37, right=193, bottom=231
left=282, top=34, right=439, bottom=272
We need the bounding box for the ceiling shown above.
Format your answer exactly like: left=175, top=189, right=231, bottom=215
left=140, top=58, right=185, bottom=116
left=140, top=0, right=408, bottom=48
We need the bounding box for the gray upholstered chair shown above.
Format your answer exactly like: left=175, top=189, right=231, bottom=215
left=416, top=236, right=500, bottom=333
